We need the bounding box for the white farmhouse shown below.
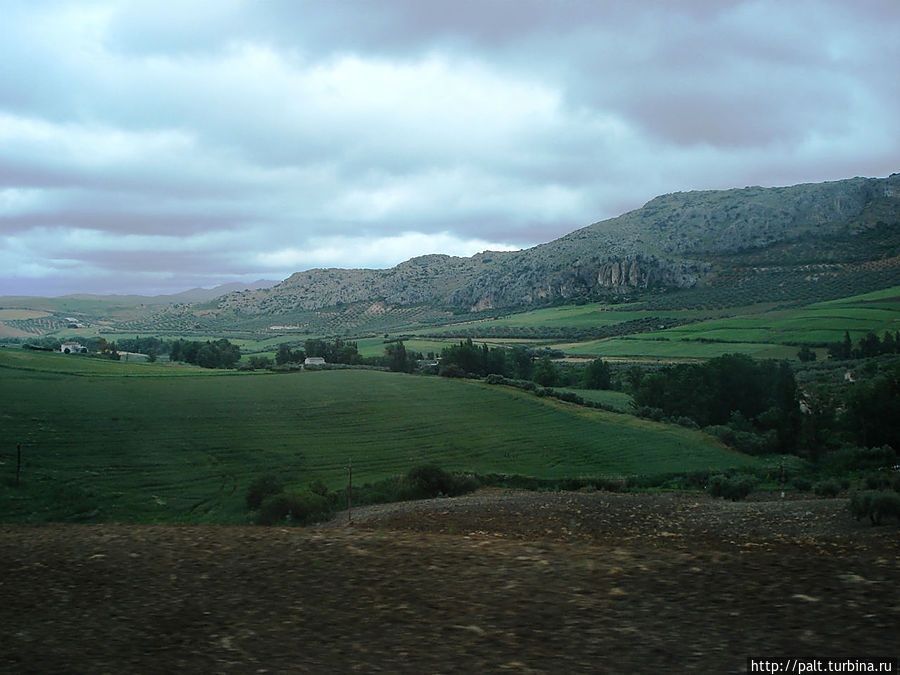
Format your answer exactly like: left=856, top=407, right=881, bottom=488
left=304, top=356, right=326, bottom=366
left=60, top=341, right=85, bottom=354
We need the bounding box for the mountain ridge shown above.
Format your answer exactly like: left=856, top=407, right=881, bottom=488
left=216, top=174, right=899, bottom=317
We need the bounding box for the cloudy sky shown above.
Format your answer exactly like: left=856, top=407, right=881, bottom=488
left=1, top=0, right=898, bottom=296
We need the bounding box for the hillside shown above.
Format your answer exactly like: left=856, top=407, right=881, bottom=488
left=211, top=174, right=899, bottom=324
left=0, top=353, right=752, bottom=523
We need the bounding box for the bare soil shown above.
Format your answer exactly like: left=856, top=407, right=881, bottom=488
left=2, top=490, right=898, bottom=673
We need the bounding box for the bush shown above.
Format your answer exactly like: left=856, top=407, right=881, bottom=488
left=256, top=491, right=332, bottom=525
left=821, top=445, right=898, bottom=476
left=705, top=425, right=736, bottom=445
left=792, top=477, right=813, bottom=492
left=438, top=364, right=467, bottom=378
left=707, top=474, right=754, bottom=501
left=402, top=464, right=479, bottom=499
left=246, top=474, right=285, bottom=510
left=704, top=426, right=775, bottom=455
left=672, top=416, right=700, bottom=430
left=636, top=406, right=665, bottom=421
left=814, top=479, right=842, bottom=498
left=308, top=477, right=337, bottom=504
left=849, top=491, right=900, bottom=525
left=557, top=391, right=584, bottom=405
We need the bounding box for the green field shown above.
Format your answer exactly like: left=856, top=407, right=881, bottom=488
left=402, top=289, right=900, bottom=361
left=552, top=338, right=800, bottom=360
left=0, top=351, right=755, bottom=524
left=552, top=388, right=635, bottom=412
left=637, top=301, right=900, bottom=346
left=0, top=349, right=223, bottom=377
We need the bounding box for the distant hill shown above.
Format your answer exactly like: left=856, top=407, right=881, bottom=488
left=60, top=279, right=280, bottom=305
left=214, top=174, right=899, bottom=319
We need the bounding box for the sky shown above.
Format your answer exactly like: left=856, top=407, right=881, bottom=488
left=1, top=0, right=898, bottom=297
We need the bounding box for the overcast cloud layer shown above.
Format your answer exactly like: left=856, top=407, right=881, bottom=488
left=1, top=0, right=898, bottom=296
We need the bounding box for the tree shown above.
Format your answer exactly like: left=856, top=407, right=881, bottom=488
left=797, top=345, right=816, bottom=362
left=845, top=362, right=900, bottom=449
left=583, top=358, right=611, bottom=389
left=509, top=346, right=533, bottom=380
left=532, top=357, right=559, bottom=387
left=857, top=332, right=882, bottom=359
left=386, top=341, right=412, bottom=372
left=276, top=343, right=295, bottom=365
left=829, top=331, right=853, bottom=359
left=196, top=343, right=220, bottom=368
left=305, top=339, right=327, bottom=359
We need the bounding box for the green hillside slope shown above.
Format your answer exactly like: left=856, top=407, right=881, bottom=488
left=0, top=357, right=753, bottom=523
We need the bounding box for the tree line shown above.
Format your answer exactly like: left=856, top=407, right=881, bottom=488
left=436, top=338, right=611, bottom=389
left=828, top=330, right=900, bottom=360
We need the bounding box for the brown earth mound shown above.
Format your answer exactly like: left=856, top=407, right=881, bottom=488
left=2, top=490, right=897, bottom=673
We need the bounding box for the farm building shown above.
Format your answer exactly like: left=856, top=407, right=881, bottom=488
left=60, top=341, right=86, bottom=354
left=304, top=356, right=326, bottom=366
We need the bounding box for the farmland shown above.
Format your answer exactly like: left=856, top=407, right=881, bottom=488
left=4, top=285, right=900, bottom=367
left=0, top=349, right=754, bottom=524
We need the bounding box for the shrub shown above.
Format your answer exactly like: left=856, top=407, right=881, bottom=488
left=861, top=472, right=893, bottom=491
left=704, top=426, right=775, bottom=455
left=438, top=364, right=466, bottom=378
left=704, top=425, right=736, bottom=445
left=402, top=464, right=479, bottom=499
left=557, top=391, right=584, bottom=405
left=403, top=464, right=453, bottom=498
left=636, top=406, right=665, bottom=421
left=849, top=491, right=900, bottom=525
left=256, top=491, right=332, bottom=525
left=246, top=474, right=285, bottom=510
left=308, top=477, right=336, bottom=504
left=814, top=479, right=842, bottom=498
left=707, top=474, right=754, bottom=501
left=672, top=416, right=700, bottom=430
left=792, top=477, right=813, bottom=492
left=822, top=445, right=898, bottom=476
left=664, top=470, right=710, bottom=490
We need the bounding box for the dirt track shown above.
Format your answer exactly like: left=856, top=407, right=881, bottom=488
left=2, top=490, right=898, bottom=673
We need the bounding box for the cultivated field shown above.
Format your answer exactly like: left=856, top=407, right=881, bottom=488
left=0, top=350, right=754, bottom=524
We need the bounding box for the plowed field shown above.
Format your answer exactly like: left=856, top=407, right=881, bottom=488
left=2, top=491, right=897, bottom=673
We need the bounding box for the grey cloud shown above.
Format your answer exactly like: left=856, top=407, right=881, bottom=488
left=1, top=0, right=897, bottom=295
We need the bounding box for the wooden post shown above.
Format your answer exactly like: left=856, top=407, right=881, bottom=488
left=16, top=443, right=21, bottom=486
left=347, top=458, right=353, bottom=523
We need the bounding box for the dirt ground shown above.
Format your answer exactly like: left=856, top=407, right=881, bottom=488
left=1, top=490, right=898, bottom=673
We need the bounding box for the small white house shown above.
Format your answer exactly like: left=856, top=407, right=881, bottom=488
left=60, top=341, right=85, bottom=354
left=304, top=356, right=326, bottom=366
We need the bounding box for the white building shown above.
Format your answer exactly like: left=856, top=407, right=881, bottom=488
left=304, top=356, right=326, bottom=366
left=60, top=341, right=85, bottom=354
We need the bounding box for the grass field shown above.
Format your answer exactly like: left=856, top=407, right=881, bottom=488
left=551, top=338, right=800, bottom=360
left=552, top=388, right=635, bottom=412
left=0, top=352, right=755, bottom=524
left=0, top=348, right=223, bottom=377
left=403, top=289, right=900, bottom=361
left=637, top=302, right=900, bottom=345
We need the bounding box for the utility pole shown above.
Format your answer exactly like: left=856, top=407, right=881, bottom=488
left=347, top=458, right=353, bottom=523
